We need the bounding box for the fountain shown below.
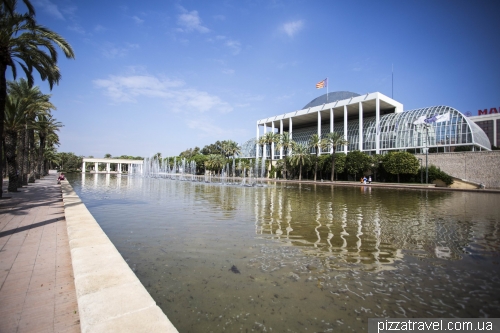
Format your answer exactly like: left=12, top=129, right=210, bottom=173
left=131, top=155, right=266, bottom=187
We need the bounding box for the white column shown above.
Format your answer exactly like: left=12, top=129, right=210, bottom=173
left=289, top=117, right=293, bottom=155
left=271, top=121, right=275, bottom=160
left=118, top=163, right=122, bottom=174
left=330, top=108, right=334, bottom=153
left=317, top=111, right=322, bottom=154
left=82, top=161, right=86, bottom=173
left=376, top=96, right=380, bottom=154
left=359, top=102, right=363, bottom=151
left=280, top=119, right=284, bottom=159
left=494, top=119, right=498, bottom=147
left=263, top=123, right=267, bottom=159
left=344, top=105, right=348, bottom=154
left=94, top=162, right=98, bottom=172
left=106, top=163, right=110, bottom=173
left=256, top=123, right=260, bottom=159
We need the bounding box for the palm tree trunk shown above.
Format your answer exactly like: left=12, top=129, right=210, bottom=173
left=28, top=128, right=36, bottom=182
left=38, top=134, right=46, bottom=177
left=314, top=150, right=318, bottom=181
left=23, top=127, right=29, bottom=185
left=299, top=163, right=302, bottom=181
left=16, top=128, right=26, bottom=187
left=0, top=63, right=6, bottom=197
left=5, top=130, right=19, bottom=192
left=330, top=149, right=336, bottom=182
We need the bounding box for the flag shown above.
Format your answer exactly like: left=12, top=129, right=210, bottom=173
left=413, top=112, right=450, bottom=125
left=316, top=78, right=327, bottom=89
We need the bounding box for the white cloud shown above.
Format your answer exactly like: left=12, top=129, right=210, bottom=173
left=132, top=16, right=144, bottom=24
left=177, top=9, right=210, bottom=33
left=187, top=119, right=243, bottom=138
left=100, top=42, right=138, bottom=59
left=93, top=74, right=232, bottom=114
left=281, top=20, right=304, bottom=37
left=94, top=24, right=106, bottom=32
left=68, top=24, right=85, bottom=34
left=225, top=40, right=241, bottom=55
left=34, top=0, right=64, bottom=20
left=222, top=69, right=235, bottom=75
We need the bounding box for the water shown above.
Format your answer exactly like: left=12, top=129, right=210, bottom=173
left=68, top=174, right=500, bottom=332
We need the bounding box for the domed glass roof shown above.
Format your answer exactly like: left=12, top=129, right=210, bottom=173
left=303, top=91, right=360, bottom=109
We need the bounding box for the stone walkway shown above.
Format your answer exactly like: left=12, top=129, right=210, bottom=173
left=0, top=172, right=80, bottom=333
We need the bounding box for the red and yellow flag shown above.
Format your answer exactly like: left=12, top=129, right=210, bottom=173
left=316, top=78, right=327, bottom=89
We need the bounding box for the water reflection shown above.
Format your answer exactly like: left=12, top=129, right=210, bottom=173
left=71, top=174, right=500, bottom=333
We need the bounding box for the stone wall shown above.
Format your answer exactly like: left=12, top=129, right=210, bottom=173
left=414, top=151, right=500, bottom=189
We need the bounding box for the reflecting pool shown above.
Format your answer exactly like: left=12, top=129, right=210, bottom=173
left=67, top=174, right=500, bottom=332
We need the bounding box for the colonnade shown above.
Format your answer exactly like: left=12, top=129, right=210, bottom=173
left=81, top=158, right=143, bottom=173
left=256, top=92, right=403, bottom=159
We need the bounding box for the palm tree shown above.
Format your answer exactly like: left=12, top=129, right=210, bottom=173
left=290, top=143, right=309, bottom=181
left=257, top=135, right=267, bottom=159
left=1, top=0, right=35, bottom=16
left=277, top=132, right=294, bottom=179
left=33, top=114, right=62, bottom=176
left=3, top=94, right=25, bottom=191
left=263, top=132, right=279, bottom=159
left=324, top=132, right=349, bottom=182
left=222, top=140, right=241, bottom=160
left=0, top=1, right=75, bottom=196
left=9, top=79, right=55, bottom=182
left=308, top=134, right=328, bottom=181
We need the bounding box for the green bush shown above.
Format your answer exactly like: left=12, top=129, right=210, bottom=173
left=427, top=165, right=453, bottom=185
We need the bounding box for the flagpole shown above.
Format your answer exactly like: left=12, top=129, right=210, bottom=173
left=392, top=64, right=393, bottom=99
left=327, top=77, right=329, bottom=102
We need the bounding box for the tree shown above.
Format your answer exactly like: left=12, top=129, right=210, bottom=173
left=204, top=154, right=225, bottom=175
left=257, top=135, right=267, bottom=159
left=222, top=140, right=241, bottom=159
left=179, top=146, right=201, bottom=159
left=33, top=113, right=61, bottom=176
left=290, top=143, right=309, bottom=181
left=308, top=134, right=328, bottom=181
left=324, top=132, right=348, bottom=182
left=263, top=132, right=279, bottom=159
left=0, top=2, right=75, bottom=195
left=277, top=132, right=294, bottom=179
left=3, top=94, right=25, bottom=191
left=56, top=152, right=81, bottom=171
left=370, top=154, right=384, bottom=182
left=8, top=78, right=54, bottom=183
left=382, top=151, right=419, bottom=183
left=201, top=141, right=222, bottom=155
left=345, top=151, right=372, bottom=180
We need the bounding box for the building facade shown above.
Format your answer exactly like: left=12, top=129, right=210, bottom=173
left=241, top=91, right=491, bottom=158
left=467, top=113, right=500, bottom=148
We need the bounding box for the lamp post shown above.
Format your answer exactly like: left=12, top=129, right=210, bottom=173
left=418, top=158, right=423, bottom=184
left=424, top=124, right=430, bottom=184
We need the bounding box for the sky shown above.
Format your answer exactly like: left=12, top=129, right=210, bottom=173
left=11, top=0, right=500, bottom=158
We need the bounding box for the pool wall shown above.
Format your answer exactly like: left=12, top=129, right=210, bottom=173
left=60, top=180, right=178, bottom=333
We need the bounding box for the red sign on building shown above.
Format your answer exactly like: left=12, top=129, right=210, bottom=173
left=478, top=108, right=499, bottom=115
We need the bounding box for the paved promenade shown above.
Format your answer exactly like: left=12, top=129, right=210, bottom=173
left=0, top=172, right=80, bottom=333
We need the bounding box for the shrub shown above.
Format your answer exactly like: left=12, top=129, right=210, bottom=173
left=427, top=165, right=453, bottom=185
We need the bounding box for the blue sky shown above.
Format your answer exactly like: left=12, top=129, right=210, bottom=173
left=14, top=0, right=500, bottom=157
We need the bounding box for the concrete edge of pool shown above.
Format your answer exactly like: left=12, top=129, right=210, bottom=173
left=60, top=180, right=179, bottom=333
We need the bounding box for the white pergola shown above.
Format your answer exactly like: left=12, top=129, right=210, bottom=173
left=82, top=158, right=143, bottom=173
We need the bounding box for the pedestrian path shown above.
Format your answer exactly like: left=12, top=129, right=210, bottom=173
left=0, top=172, right=80, bottom=333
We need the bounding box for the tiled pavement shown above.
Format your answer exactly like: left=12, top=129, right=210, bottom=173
left=0, top=172, right=80, bottom=333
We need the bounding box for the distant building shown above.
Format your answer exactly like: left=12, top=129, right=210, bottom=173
left=240, top=91, right=491, bottom=158
left=467, top=113, right=500, bottom=148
